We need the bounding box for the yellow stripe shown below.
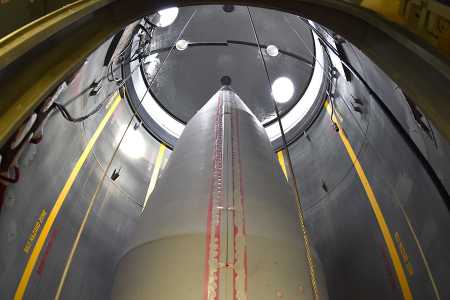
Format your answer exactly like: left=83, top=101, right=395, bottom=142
left=277, top=150, right=288, bottom=180
left=324, top=101, right=413, bottom=300
left=14, top=94, right=122, bottom=300
left=142, top=143, right=166, bottom=211
left=54, top=175, right=113, bottom=300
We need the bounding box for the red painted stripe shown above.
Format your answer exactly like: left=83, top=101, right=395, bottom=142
left=230, top=103, right=248, bottom=299
left=37, top=226, right=60, bottom=275
left=231, top=106, right=237, bottom=300
left=235, top=110, right=248, bottom=294
left=203, top=176, right=214, bottom=300
left=203, top=94, right=223, bottom=300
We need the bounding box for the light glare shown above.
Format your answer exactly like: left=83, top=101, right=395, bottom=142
left=118, top=126, right=147, bottom=159
left=156, top=7, right=179, bottom=27
left=266, top=45, right=279, bottom=57
left=176, top=39, right=189, bottom=51
left=272, top=77, right=294, bottom=103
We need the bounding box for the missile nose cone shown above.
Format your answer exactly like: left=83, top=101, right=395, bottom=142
left=220, top=85, right=233, bottom=91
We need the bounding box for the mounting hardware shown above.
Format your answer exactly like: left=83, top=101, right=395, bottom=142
left=352, top=105, right=363, bottom=113
left=111, top=167, right=121, bottom=181
left=304, top=131, right=311, bottom=142
left=333, top=122, right=339, bottom=132
left=134, top=121, right=142, bottom=130
left=352, top=97, right=363, bottom=105
left=321, top=179, right=328, bottom=192
left=89, top=79, right=103, bottom=96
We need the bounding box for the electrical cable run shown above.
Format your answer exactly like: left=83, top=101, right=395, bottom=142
left=246, top=7, right=321, bottom=300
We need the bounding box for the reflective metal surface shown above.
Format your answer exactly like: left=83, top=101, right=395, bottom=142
left=112, top=88, right=327, bottom=299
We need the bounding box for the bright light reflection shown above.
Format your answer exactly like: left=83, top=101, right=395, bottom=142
left=117, top=126, right=146, bottom=159
left=156, top=7, right=179, bottom=27
left=131, top=21, right=325, bottom=146
left=145, top=53, right=160, bottom=77
left=266, top=45, right=279, bottom=57
left=265, top=23, right=325, bottom=141
left=272, top=77, right=294, bottom=103
left=176, top=39, right=189, bottom=51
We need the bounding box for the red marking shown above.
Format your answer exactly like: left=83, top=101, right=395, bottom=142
left=231, top=105, right=248, bottom=299
left=380, top=243, right=397, bottom=291
left=203, top=176, right=214, bottom=299
left=37, top=227, right=60, bottom=275
left=233, top=224, right=238, bottom=300
left=236, top=110, right=248, bottom=294
left=231, top=107, right=237, bottom=300
left=204, top=95, right=224, bottom=300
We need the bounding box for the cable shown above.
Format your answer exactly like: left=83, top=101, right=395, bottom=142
left=54, top=58, right=143, bottom=123
left=54, top=23, right=154, bottom=123
left=287, top=16, right=379, bottom=210
left=298, top=17, right=450, bottom=210
left=138, top=24, right=154, bottom=40
left=246, top=7, right=320, bottom=300
left=108, top=26, right=153, bottom=83
left=53, top=36, right=140, bottom=111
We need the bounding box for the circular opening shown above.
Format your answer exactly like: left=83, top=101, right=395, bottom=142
left=156, top=7, right=179, bottom=27
left=126, top=6, right=327, bottom=149
left=266, top=45, right=279, bottom=57
left=272, top=77, right=295, bottom=103
left=175, top=39, right=189, bottom=51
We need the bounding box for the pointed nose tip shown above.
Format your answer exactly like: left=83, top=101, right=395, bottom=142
left=220, top=85, right=233, bottom=92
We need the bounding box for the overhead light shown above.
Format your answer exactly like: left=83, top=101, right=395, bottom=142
left=117, top=126, right=147, bottom=159
left=156, top=7, right=179, bottom=27
left=175, top=39, right=189, bottom=51
left=265, top=25, right=325, bottom=142
left=272, top=77, right=294, bottom=103
left=266, top=45, right=279, bottom=57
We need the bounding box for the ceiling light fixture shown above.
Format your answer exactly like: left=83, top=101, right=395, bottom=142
left=176, top=39, right=189, bottom=51
left=156, top=7, right=179, bottom=27
left=266, top=45, right=279, bottom=57
left=272, top=77, right=295, bottom=103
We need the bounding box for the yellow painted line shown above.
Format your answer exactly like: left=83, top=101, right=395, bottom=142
left=324, top=101, right=413, bottom=300
left=54, top=176, right=114, bottom=300
left=142, top=143, right=166, bottom=211
left=277, top=150, right=288, bottom=180
left=14, top=93, right=122, bottom=300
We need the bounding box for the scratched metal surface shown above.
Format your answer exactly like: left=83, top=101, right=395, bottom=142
left=0, top=37, right=171, bottom=299
left=112, top=89, right=324, bottom=299
left=290, top=47, right=450, bottom=299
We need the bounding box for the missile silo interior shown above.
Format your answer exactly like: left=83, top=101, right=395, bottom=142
left=0, top=3, right=449, bottom=300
